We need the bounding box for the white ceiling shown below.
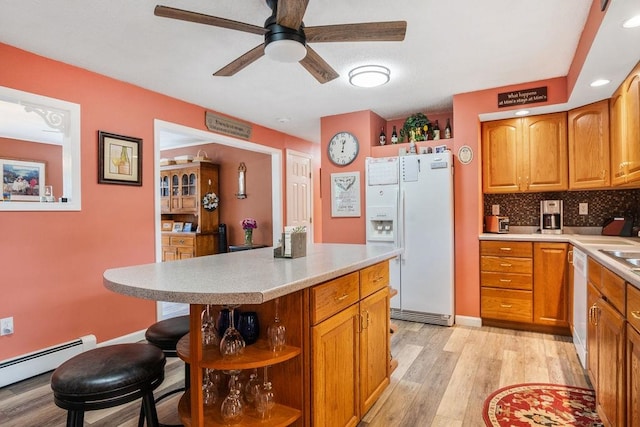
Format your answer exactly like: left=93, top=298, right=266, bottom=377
left=1, top=0, right=639, bottom=145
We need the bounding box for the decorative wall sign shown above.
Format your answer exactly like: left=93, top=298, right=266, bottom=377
left=331, top=171, right=361, bottom=217
left=457, top=145, right=474, bottom=165
left=205, top=111, right=252, bottom=139
left=498, top=86, right=548, bottom=108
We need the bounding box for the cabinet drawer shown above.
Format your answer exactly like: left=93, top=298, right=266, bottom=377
left=481, top=256, right=532, bottom=274
left=311, top=272, right=359, bottom=325
left=587, top=257, right=602, bottom=289
left=628, top=284, right=640, bottom=332
left=481, top=271, right=532, bottom=290
left=480, top=241, right=532, bottom=257
left=481, top=288, right=533, bottom=323
left=601, top=267, right=625, bottom=314
left=360, top=261, right=389, bottom=298
left=169, top=235, right=195, bottom=247
left=162, top=235, right=170, bottom=245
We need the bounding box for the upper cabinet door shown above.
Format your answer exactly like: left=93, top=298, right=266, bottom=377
left=482, top=119, right=521, bottom=193
left=623, top=72, right=640, bottom=184
left=568, top=100, right=610, bottom=190
left=521, top=112, right=568, bottom=192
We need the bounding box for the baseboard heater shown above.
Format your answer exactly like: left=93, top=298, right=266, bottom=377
left=390, top=308, right=454, bottom=327
left=0, top=335, right=96, bottom=388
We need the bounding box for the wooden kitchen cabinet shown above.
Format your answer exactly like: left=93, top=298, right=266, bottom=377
left=627, top=283, right=640, bottom=427
left=482, top=112, right=567, bottom=193
left=568, top=100, right=611, bottom=189
left=587, top=258, right=627, bottom=427
left=162, top=233, right=215, bottom=260
left=533, top=242, right=569, bottom=328
left=310, top=261, right=390, bottom=427
left=610, top=61, right=640, bottom=188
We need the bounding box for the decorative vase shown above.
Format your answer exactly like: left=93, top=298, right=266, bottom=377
left=244, top=229, right=253, bottom=246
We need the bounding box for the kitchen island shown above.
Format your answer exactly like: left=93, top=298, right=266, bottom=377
left=104, top=243, right=401, bottom=427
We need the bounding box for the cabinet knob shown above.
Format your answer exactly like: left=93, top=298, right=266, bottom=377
left=631, top=310, right=640, bottom=320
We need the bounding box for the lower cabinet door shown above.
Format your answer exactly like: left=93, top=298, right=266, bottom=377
left=360, top=287, right=390, bottom=415
left=312, top=303, right=360, bottom=427
left=597, top=298, right=626, bottom=427
left=628, top=324, right=640, bottom=427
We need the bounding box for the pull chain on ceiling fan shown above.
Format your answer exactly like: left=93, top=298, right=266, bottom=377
left=154, top=0, right=407, bottom=84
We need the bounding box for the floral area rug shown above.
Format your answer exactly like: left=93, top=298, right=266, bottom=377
left=483, top=383, right=603, bottom=426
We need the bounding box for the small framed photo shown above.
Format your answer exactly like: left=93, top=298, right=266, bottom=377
left=183, top=222, right=192, bottom=232
left=172, top=222, right=184, bottom=232
left=161, top=220, right=174, bottom=231
left=434, top=144, right=447, bottom=153
left=98, top=131, right=142, bottom=186
left=1, top=158, right=45, bottom=202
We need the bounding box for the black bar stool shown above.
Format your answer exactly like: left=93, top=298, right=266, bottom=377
left=51, top=343, right=165, bottom=427
left=144, top=315, right=190, bottom=426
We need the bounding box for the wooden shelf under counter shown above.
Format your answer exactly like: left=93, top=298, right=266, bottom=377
left=178, top=392, right=301, bottom=427
left=176, top=335, right=301, bottom=371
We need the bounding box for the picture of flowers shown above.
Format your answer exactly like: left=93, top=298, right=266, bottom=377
left=1, top=158, right=45, bottom=201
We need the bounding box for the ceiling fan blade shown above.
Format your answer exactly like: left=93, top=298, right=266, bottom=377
left=155, top=5, right=267, bottom=36
left=276, top=0, right=309, bottom=30
left=305, top=21, right=407, bottom=42
left=299, top=46, right=339, bottom=84
left=213, top=44, right=266, bottom=77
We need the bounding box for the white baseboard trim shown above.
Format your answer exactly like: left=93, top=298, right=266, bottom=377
left=455, top=315, right=482, bottom=327
left=97, top=329, right=147, bottom=347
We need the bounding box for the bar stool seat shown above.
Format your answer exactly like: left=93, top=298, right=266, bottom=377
left=51, top=343, right=165, bottom=427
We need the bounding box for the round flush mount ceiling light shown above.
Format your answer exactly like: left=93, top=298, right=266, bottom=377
left=349, top=65, right=390, bottom=88
left=590, top=79, right=611, bottom=87
left=623, top=14, right=640, bottom=28
left=515, top=110, right=530, bottom=116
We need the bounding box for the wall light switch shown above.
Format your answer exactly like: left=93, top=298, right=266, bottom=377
left=579, top=203, right=588, bottom=215
left=492, top=205, right=500, bottom=215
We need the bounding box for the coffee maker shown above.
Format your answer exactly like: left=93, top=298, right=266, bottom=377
left=541, top=200, right=563, bottom=234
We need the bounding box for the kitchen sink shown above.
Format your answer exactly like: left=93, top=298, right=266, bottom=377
left=599, top=249, right=640, bottom=268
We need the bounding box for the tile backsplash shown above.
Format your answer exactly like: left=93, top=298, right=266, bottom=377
left=484, top=189, right=640, bottom=229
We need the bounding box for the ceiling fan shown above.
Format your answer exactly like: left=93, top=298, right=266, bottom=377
left=154, top=0, right=407, bottom=84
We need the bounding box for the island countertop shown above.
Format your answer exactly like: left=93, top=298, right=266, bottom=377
left=103, top=243, right=401, bottom=305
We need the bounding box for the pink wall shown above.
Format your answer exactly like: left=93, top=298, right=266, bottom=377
left=0, top=43, right=317, bottom=360
left=163, top=144, right=273, bottom=247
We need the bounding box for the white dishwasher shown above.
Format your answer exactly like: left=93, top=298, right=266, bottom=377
left=572, top=247, right=588, bottom=368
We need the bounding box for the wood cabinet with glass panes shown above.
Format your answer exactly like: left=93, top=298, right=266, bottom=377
left=160, top=162, right=220, bottom=261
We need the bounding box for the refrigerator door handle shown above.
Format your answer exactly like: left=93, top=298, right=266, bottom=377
left=401, top=188, right=406, bottom=261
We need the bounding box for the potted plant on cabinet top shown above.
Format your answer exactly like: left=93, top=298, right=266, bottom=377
left=400, top=112, right=431, bottom=142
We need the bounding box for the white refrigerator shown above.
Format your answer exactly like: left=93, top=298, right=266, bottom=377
left=365, top=152, right=455, bottom=326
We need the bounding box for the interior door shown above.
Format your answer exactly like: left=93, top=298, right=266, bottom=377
left=286, top=150, right=313, bottom=242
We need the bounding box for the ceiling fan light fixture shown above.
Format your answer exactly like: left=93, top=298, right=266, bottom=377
left=349, top=65, right=390, bottom=88
left=265, top=39, right=307, bottom=63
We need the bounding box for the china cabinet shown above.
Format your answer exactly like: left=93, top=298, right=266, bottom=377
left=160, top=162, right=219, bottom=260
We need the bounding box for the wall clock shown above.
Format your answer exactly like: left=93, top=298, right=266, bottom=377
left=328, top=131, right=359, bottom=166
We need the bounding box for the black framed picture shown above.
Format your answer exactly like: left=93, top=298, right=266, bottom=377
left=98, top=131, right=142, bottom=186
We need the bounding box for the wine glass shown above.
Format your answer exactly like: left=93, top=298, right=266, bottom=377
left=244, top=368, right=261, bottom=406
left=256, top=366, right=275, bottom=420
left=219, top=305, right=245, bottom=358
left=202, top=368, right=218, bottom=406
left=201, top=305, right=218, bottom=347
left=220, top=370, right=243, bottom=424
left=267, top=298, right=286, bottom=352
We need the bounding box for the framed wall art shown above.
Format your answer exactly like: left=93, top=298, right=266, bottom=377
left=98, top=131, right=142, bottom=186
left=330, top=171, right=361, bottom=217
left=1, top=158, right=45, bottom=202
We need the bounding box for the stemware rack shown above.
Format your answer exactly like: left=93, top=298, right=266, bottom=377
left=176, top=298, right=304, bottom=427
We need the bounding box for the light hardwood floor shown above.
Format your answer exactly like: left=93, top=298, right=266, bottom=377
left=0, top=321, right=590, bottom=426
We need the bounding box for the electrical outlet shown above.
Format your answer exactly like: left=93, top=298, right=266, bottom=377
left=492, top=204, right=500, bottom=215
left=579, top=203, right=588, bottom=215
left=1, top=317, right=14, bottom=336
